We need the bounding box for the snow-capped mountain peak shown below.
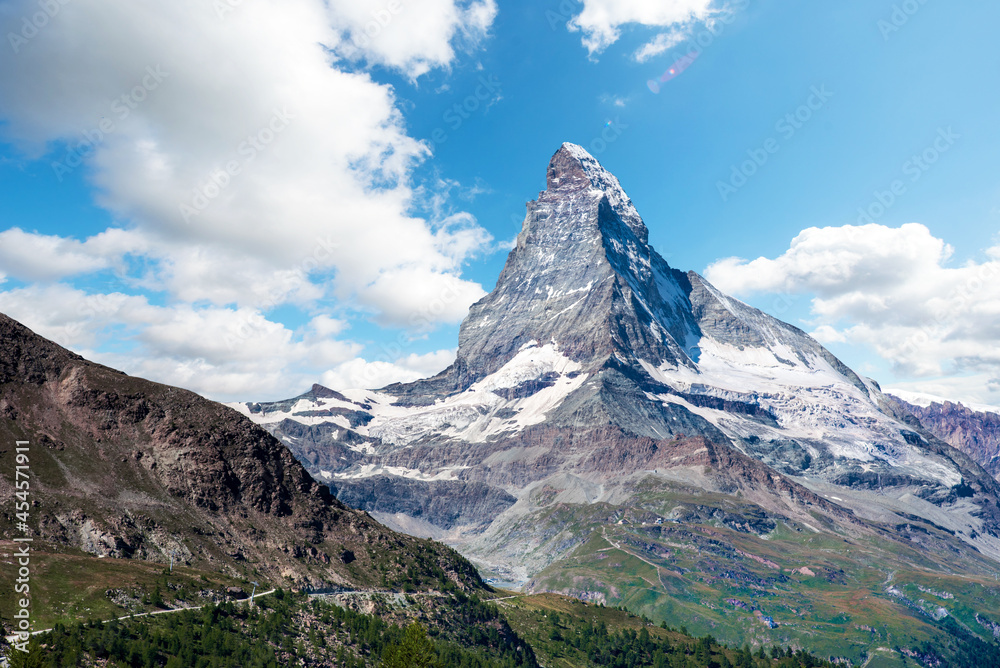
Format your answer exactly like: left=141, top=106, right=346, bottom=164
left=546, top=142, right=648, bottom=244
left=234, top=144, right=1000, bottom=572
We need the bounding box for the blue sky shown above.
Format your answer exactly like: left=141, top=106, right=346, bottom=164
left=0, top=0, right=998, bottom=405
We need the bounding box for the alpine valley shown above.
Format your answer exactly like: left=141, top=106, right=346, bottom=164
left=231, top=144, right=1000, bottom=665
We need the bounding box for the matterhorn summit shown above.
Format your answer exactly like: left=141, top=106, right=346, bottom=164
left=234, top=143, right=1000, bottom=583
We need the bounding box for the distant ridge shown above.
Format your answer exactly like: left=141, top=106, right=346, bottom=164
left=889, top=392, right=1000, bottom=481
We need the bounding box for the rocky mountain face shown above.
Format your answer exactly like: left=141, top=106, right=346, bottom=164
left=889, top=395, right=1000, bottom=481
left=223, top=145, right=1000, bottom=651
left=236, top=144, right=1000, bottom=568
left=0, top=313, right=483, bottom=591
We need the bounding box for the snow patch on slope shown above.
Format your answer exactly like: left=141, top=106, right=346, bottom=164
left=330, top=464, right=469, bottom=482
left=339, top=342, right=589, bottom=448
left=225, top=392, right=372, bottom=428
left=641, top=336, right=963, bottom=486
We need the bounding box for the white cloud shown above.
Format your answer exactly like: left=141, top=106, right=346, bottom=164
left=632, top=29, right=688, bottom=63
left=0, top=0, right=498, bottom=400
left=154, top=244, right=329, bottom=309
left=567, top=0, right=719, bottom=57
left=0, top=0, right=494, bottom=318
left=0, top=284, right=142, bottom=349
left=330, top=0, right=497, bottom=79
left=321, top=349, right=456, bottom=391
left=361, top=268, right=487, bottom=329
left=810, top=325, right=846, bottom=345
left=706, top=224, right=955, bottom=302
left=886, top=378, right=1000, bottom=413
left=0, top=284, right=364, bottom=400
left=0, top=228, right=149, bottom=281
left=310, top=315, right=349, bottom=338
left=705, top=223, right=1000, bottom=401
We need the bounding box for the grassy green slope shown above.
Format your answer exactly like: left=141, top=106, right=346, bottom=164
left=499, top=592, right=841, bottom=668
left=511, top=481, right=1000, bottom=666
left=5, top=588, right=851, bottom=668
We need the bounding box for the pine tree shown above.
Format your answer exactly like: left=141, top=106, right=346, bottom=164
left=381, top=621, right=437, bottom=668
left=6, top=639, right=46, bottom=668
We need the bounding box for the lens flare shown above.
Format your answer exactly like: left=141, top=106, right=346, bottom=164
left=647, top=50, right=700, bottom=94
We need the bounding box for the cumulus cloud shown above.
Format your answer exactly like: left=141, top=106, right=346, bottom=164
left=705, top=223, right=1000, bottom=402
left=0, top=228, right=149, bottom=282
left=321, top=349, right=457, bottom=391
left=330, top=0, right=497, bottom=79
left=566, top=0, right=722, bottom=58
left=886, top=377, right=1000, bottom=412
left=361, top=268, right=487, bottom=329
left=810, top=325, right=846, bottom=345
left=0, top=0, right=493, bottom=316
left=706, top=224, right=955, bottom=303
left=0, top=0, right=497, bottom=399
left=0, top=283, right=365, bottom=400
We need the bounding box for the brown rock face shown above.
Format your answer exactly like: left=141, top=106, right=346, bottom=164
left=892, top=397, right=1000, bottom=480
left=546, top=144, right=593, bottom=193
left=244, top=144, right=1000, bottom=586
left=0, top=313, right=483, bottom=590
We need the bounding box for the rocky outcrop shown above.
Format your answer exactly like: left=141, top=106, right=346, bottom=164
left=0, top=313, right=485, bottom=591
left=331, top=477, right=517, bottom=531
left=235, top=143, right=1000, bottom=579
left=890, top=396, right=1000, bottom=480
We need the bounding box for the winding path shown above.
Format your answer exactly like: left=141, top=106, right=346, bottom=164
left=4, top=589, right=277, bottom=645
left=600, top=527, right=672, bottom=591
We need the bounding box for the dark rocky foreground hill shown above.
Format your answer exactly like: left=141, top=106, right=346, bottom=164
left=0, top=312, right=483, bottom=592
